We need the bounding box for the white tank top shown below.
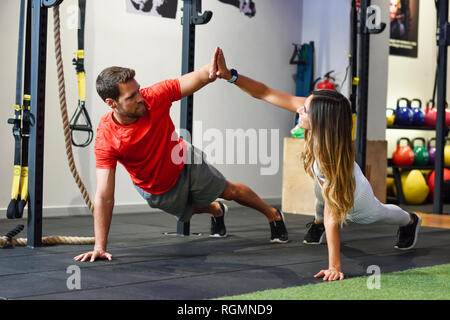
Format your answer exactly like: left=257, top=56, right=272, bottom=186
left=313, top=161, right=326, bottom=183
left=313, top=160, right=363, bottom=200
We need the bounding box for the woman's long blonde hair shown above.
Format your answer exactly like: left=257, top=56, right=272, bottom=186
left=302, top=90, right=355, bottom=226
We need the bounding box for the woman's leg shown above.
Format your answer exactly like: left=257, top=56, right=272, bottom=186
left=350, top=164, right=412, bottom=226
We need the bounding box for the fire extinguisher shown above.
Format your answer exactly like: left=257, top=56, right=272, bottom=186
left=316, top=71, right=337, bottom=91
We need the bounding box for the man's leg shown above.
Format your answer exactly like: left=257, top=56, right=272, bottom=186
left=217, top=180, right=288, bottom=243
left=193, top=202, right=223, bottom=217
left=219, top=181, right=279, bottom=222
left=192, top=202, right=229, bottom=238
left=186, top=143, right=285, bottom=241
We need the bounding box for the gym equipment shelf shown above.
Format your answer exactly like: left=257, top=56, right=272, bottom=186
left=387, top=125, right=449, bottom=131
left=387, top=159, right=446, bottom=170
left=386, top=125, right=449, bottom=205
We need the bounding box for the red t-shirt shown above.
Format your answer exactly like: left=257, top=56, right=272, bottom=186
left=95, top=79, right=186, bottom=194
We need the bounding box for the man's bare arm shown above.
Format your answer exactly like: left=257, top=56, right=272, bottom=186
left=74, top=168, right=116, bottom=262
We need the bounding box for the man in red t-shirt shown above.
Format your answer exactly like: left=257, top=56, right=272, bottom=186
left=74, top=48, right=288, bottom=263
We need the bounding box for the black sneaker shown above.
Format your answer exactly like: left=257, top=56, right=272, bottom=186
left=394, top=213, right=421, bottom=250
left=269, top=210, right=289, bottom=243
left=303, top=220, right=325, bottom=244
left=210, top=202, right=228, bottom=238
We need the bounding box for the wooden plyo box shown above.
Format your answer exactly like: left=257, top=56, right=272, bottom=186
left=364, top=140, right=387, bottom=204
left=281, top=138, right=387, bottom=215
left=282, top=138, right=315, bottom=215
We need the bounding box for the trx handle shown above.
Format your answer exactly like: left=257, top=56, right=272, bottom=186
left=69, top=0, right=92, bottom=147
left=69, top=100, right=94, bottom=147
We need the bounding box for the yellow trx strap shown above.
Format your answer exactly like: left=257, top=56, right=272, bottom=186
left=76, top=50, right=86, bottom=101
left=11, top=166, right=21, bottom=200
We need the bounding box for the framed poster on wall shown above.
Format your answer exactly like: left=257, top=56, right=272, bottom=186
left=126, top=0, right=178, bottom=19
left=389, top=0, right=420, bottom=58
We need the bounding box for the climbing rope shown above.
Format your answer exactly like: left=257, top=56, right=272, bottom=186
left=0, top=224, right=94, bottom=249
left=0, top=235, right=94, bottom=249
left=53, top=5, right=94, bottom=213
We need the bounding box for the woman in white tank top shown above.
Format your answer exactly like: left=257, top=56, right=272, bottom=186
left=297, top=90, right=419, bottom=281
left=213, top=47, right=421, bottom=281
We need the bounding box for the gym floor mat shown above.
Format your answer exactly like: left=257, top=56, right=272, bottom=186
left=0, top=208, right=449, bottom=300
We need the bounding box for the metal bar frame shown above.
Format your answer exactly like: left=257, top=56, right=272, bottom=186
left=27, top=0, right=63, bottom=248
left=433, top=0, right=448, bottom=214
left=173, top=0, right=212, bottom=235
left=349, top=0, right=358, bottom=114
left=356, top=0, right=371, bottom=175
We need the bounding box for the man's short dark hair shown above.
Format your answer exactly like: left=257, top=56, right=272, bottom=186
left=96, top=66, right=136, bottom=101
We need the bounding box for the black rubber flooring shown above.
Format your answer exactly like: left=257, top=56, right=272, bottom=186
left=0, top=207, right=449, bottom=300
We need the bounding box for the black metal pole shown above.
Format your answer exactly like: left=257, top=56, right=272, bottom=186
left=350, top=0, right=358, bottom=114
left=28, top=0, right=48, bottom=248
left=176, top=0, right=196, bottom=236
left=180, top=0, right=195, bottom=140
left=433, top=0, right=448, bottom=215
left=356, top=0, right=370, bottom=175
left=173, top=0, right=211, bottom=235
left=27, top=0, right=64, bottom=248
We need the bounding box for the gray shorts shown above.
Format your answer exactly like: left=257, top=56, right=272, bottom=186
left=134, top=142, right=227, bottom=222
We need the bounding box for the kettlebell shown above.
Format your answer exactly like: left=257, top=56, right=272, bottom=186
left=411, top=99, right=425, bottom=126
left=393, top=170, right=429, bottom=205
left=445, top=138, right=450, bottom=167
left=395, top=98, right=412, bottom=125
left=428, top=137, right=436, bottom=165
left=386, top=108, right=395, bottom=126
left=412, top=137, right=429, bottom=166
left=424, top=100, right=437, bottom=127
left=392, top=137, right=415, bottom=166
left=427, top=169, right=450, bottom=202
left=446, top=104, right=450, bottom=127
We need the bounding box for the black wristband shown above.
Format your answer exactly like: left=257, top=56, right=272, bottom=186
left=227, top=69, right=238, bottom=83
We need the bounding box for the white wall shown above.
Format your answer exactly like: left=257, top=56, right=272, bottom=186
left=301, top=0, right=389, bottom=141
left=301, top=0, right=351, bottom=97
left=0, top=0, right=303, bottom=217
left=369, top=0, right=390, bottom=141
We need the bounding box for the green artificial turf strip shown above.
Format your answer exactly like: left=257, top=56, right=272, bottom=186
left=216, top=263, right=450, bottom=300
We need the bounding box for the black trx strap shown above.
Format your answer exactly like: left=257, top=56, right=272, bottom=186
left=7, top=0, right=32, bottom=219
left=70, top=0, right=93, bottom=147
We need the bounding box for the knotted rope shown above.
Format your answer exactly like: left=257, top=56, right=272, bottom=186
left=0, top=224, right=94, bottom=249
left=53, top=5, right=94, bottom=213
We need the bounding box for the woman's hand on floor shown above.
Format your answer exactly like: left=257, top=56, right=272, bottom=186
left=314, top=267, right=345, bottom=281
